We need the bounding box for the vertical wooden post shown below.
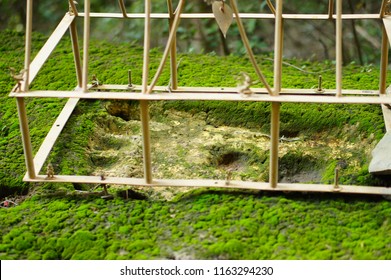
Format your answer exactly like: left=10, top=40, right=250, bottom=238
left=70, top=20, right=83, bottom=88
left=328, top=0, right=334, bottom=20
left=380, top=0, right=388, bottom=18
left=16, top=98, right=36, bottom=179
left=336, top=0, right=343, bottom=97
left=82, top=0, right=90, bottom=92
left=167, top=0, right=178, bottom=90
left=118, top=0, right=128, bottom=18
left=141, top=0, right=152, bottom=184
left=270, top=0, right=283, bottom=189
left=380, top=25, right=389, bottom=95
left=23, top=0, right=33, bottom=92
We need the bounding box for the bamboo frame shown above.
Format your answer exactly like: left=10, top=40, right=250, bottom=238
left=23, top=0, right=33, bottom=92
left=336, top=0, right=343, bottom=97
left=167, top=0, right=178, bottom=90
left=77, top=12, right=380, bottom=20
left=68, top=0, right=78, bottom=16
left=82, top=0, right=90, bottom=93
left=118, top=0, right=128, bottom=18
left=270, top=0, right=284, bottom=189
left=147, top=0, right=185, bottom=93
left=328, top=0, right=334, bottom=19
left=141, top=0, right=152, bottom=184
left=10, top=1, right=391, bottom=196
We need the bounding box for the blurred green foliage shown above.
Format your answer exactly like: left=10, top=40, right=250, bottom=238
left=0, top=0, right=386, bottom=63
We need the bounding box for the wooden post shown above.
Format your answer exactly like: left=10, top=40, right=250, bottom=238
left=328, top=0, right=334, bottom=20
left=70, top=20, right=83, bottom=88
left=23, top=0, right=33, bottom=92
left=380, top=0, right=388, bottom=18
left=270, top=0, right=283, bottom=189
left=380, top=25, right=389, bottom=95
left=336, top=0, right=342, bottom=97
left=141, top=0, right=153, bottom=184
left=230, top=0, right=273, bottom=95
left=118, top=0, right=128, bottom=18
left=68, top=0, right=79, bottom=16
left=16, top=98, right=36, bottom=179
left=82, top=0, right=90, bottom=93
left=167, top=0, right=178, bottom=90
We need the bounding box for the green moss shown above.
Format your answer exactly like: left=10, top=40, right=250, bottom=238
left=1, top=30, right=391, bottom=260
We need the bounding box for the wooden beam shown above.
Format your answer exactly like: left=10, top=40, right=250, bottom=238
left=16, top=98, right=36, bottom=179
left=22, top=175, right=391, bottom=196
left=336, top=0, right=343, bottom=97
left=69, top=20, right=82, bottom=88
left=328, top=0, right=334, bottom=19
left=82, top=0, right=90, bottom=92
left=140, top=101, right=152, bottom=183
left=23, top=0, right=33, bottom=92
left=10, top=90, right=391, bottom=104
left=142, top=0, right=151, bottom=93
left=77, top=12, right=380, bottom=20
left=380, top=24, right=389, bottom=95
left=141, top=0, right=152, bottom=184
left=33, top=98, right=80, bottom=174
left=68, top=0, right=78, bottom=16
left=167, top=0, right=178, bottom=90
left=383, top=18, right=391, bottom=46
left=118, top=0, right=128, bottom=18
left=380, top=0, right=388, bottom=18
left=270, top=0, right=283, bottom=189
left=18, top=85, right=376, bottom=95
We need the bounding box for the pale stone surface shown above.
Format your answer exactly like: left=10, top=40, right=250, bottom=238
left=369, top=132, right=391, bottom=174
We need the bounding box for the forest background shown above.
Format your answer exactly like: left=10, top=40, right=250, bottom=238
left=0, top=0, right=386, bottom=65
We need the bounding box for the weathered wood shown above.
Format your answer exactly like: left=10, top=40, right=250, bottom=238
left=22, top=175, right=391, bottom=196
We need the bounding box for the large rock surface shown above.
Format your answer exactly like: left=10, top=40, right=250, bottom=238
left=369, top=132, right=391, bottom=175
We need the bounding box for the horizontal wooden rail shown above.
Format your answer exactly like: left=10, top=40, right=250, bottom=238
left=10, top=90, right=388, bottom=104
left=23, top=175, right=391, bottom=196
left=78, top=12, right=382, bottom=20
